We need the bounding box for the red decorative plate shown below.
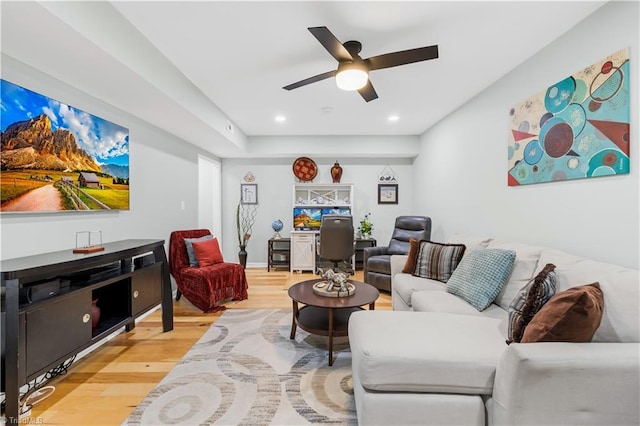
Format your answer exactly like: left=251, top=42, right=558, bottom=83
left=292, top=157, right=318, bottom=181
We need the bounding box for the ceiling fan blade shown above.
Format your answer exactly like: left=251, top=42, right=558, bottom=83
left=365, top=45, right=439, bottom=71
left=358, top=80, right=378, bottom=102
left=308, top=26, right=353, bottom=62
left=283, top=70, right=336, bottom=90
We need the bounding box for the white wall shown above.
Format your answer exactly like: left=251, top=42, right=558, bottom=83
left=414, top=1, right=639, bottom=269
left=0, top=56, right=216, bottom=260
left=197, top=154, right=222, bottom=238
left=220, top=157, right=416, bottom=266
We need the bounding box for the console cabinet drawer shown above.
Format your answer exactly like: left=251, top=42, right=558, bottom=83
left=131, top=263, right=162, bottom=316
left=25, top=292, right=92, bottom=377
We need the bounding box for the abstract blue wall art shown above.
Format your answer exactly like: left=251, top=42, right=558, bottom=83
left=508, top=48, right=629, bottom=186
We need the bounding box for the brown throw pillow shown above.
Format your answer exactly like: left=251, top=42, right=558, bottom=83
left=402, top=238, right=421, bottom=273
left=521, top=282, right=604, bottom=343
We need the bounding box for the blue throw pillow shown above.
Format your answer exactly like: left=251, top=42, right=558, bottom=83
left=184, top=235, right=213, bottom=267
left=446, top=247, right=516, bottom=311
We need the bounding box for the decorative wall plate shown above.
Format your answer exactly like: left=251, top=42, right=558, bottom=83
left=292, top=157, right=318, bottom=181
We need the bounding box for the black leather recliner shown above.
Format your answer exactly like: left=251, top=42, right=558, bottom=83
left=363, top=216, right=431, bottom=292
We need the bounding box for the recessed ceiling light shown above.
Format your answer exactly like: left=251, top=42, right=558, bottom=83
left=275, top=115, right=286, bottom=122
left=388, top=115, right=399, bottom=122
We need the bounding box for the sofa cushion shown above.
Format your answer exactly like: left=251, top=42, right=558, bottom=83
left=535, top=249, right=639, bottom=343
left=522, top=282, right=604, bottom=343
left=411, top=291, right=484, bottom=316
left=411, top=291, right=508, bottom=322
left=447, top=234, right=493, bottom=257
left=487, top=240, right=546, bottom=310
left=446, top=248, right=516, bottom=311
left=349, top=311, right=507, bottom=395
left=184, top=234, right=213, bottom=266
left=393, top=273, right=446, bottom=309
left=412, top=241, right=466, bottom=282
left=367, top=254, right=392, bottom=274
left=506, top=263, right=557, bottom=344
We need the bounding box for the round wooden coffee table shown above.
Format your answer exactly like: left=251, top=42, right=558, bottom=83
left=288, top=278, right=379, bottom=366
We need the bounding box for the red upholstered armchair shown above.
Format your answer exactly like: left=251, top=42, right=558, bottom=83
left=169, top=229, right=248, bottom=313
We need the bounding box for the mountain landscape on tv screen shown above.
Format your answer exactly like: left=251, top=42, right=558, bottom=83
left=1, top=79, right=129, bottom=212
left=2, top=115, right=102, bottom=172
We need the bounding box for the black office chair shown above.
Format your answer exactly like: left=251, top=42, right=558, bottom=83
left=317, top=214, right=355, bottom=274
left=363, top=216, right=431, bottom=292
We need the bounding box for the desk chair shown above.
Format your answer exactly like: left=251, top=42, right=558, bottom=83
left=317, top=214, right=355, bottom=274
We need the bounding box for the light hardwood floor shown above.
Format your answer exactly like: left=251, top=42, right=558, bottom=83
left=24, top=268, right=391, bottom=425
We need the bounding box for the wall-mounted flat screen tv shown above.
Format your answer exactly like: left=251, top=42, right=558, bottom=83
left=293, top=208, right=322, bottom=229
left=1, top=79, right=129, bottom=213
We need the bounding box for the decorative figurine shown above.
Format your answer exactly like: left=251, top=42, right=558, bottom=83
left=319, top=268, right=351, bottom=295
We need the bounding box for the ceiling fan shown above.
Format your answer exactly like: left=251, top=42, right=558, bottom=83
left=283, top=26, right=439, bottom=102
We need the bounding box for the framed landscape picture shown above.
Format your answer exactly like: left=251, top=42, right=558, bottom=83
left=1, top=79, right=130, bottom=212
left=378, top=184, right=398, bottom=204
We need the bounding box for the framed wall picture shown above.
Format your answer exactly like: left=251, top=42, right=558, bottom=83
left=378, top=183, right=398, bottom=204
left=240, top=183, right=258, bottom=205
left=507, top=48, right=629, bottom=186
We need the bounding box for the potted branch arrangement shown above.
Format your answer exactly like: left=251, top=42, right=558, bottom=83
left=236, top=203, right=258, bottom=268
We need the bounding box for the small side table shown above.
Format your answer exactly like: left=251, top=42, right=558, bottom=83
left=268, top=238, right=290, bottom=271
left=355, top=238, right=377, bottom=270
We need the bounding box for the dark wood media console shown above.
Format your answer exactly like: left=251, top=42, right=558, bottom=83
left=0, top=239, right=173, bottom=423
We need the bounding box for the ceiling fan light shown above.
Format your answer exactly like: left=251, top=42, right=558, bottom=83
left=336, top=63, right=368, bottom=91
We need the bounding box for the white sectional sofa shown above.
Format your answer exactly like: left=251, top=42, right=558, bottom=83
left=349, top=234, right=640, bottom=425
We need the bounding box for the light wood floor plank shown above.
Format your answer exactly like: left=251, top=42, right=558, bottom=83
left=21, top=269, right=390, bottom=425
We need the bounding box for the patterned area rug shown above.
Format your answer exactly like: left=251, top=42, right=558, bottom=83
left=124, top=309, right=356, bottom=425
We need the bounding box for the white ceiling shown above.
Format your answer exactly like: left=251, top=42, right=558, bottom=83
left=1, top=1, right=605, bottom=158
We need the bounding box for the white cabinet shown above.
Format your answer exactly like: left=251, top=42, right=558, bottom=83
left=290, top=231, right=316, bottom=272
left=292, top=183, right=354, bottom=231
left=290, top=183, right=354, bottom=273
left=293, top=183, right=354, bottom=209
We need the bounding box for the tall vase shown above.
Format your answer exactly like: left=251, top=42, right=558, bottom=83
left=238, top=245, right=247, bottom=268
left=331, top=161, right=343, bottom=183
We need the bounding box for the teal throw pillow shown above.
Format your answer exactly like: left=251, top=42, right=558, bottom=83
left=446, top=247, right=516, bottom=311
left=184, top=235, right=213, bottom=267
